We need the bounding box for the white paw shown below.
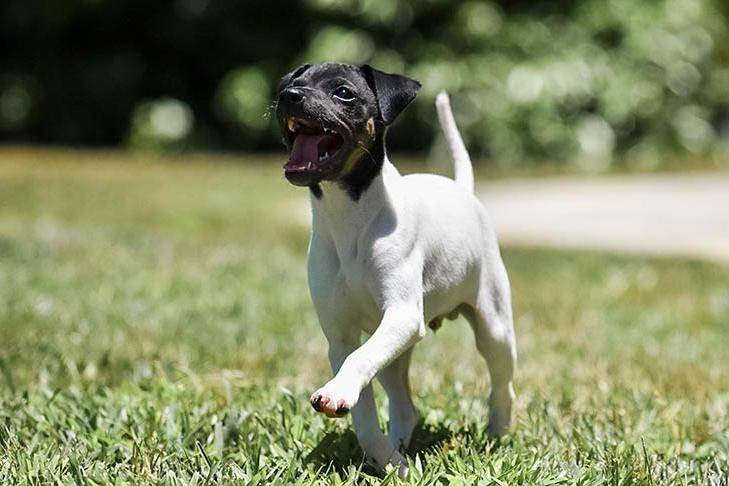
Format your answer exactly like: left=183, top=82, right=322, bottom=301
left=309, top=380, right=360, bottom=418
left=367, top=448, right=409, bottom=480
left=487, top=384, right=514, bottom=437
left=390, top=450, right=409, bottom=480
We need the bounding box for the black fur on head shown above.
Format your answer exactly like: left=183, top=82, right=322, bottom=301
left=275, top=62, right=420, bottom=200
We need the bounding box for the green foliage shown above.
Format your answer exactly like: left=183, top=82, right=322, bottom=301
left=295, top=0, right=729, bottom=168
left=214, top=67, right=273, bottom=137
left=1, top=151, right=727, bottom=482
left=1, top=1, right=728, bottom=167
left=128, top=98, right=195, bottom=151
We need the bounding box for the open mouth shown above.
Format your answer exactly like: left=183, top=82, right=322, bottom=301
left=283, top=117, right=344, bottom=175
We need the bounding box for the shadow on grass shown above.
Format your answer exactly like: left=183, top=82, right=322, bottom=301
left=305, top=429, right=363, bottom=474
left=304, top=420, right=458, bottom=476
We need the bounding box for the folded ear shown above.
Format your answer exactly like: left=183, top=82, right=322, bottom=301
left=360, top=64, right=421, bottom=125
left=277, top=64, right=311, bottom=93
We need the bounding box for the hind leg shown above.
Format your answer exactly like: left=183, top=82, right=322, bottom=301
left=377, top=347, right=418, bottom=452
left=462, top=284, right=517, bottom=437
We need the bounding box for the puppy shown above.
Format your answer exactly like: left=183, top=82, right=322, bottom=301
left=276, top=63, right=516, bottom=478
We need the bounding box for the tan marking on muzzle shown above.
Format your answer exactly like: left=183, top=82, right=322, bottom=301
left=338, top=119, right=376, bottom=178
left=339, top=147, right=364, bottom=178
left=366, top=118, right=375, bottom=138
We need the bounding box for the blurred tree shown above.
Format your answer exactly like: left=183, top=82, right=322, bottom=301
left=0, top=0, right=306, bottom=149
left=1, top=0, right=727, bottom=168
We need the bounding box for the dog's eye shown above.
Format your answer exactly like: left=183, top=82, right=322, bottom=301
left=333, top=86, right=355, bottom=102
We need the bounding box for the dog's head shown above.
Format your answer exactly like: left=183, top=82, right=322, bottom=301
left=275, top=63, right=420, bottom=188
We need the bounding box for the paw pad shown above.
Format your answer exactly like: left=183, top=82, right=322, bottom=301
left=309, top=393, right=350, bottom=417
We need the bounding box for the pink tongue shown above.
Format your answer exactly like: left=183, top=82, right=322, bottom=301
left=287, top=134, right=327, bottom=168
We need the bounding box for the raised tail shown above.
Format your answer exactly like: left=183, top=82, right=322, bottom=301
left=435, top=91, right=474, bottom=193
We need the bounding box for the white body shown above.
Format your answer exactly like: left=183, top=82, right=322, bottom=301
left=306, top=93, right=516, bottom=476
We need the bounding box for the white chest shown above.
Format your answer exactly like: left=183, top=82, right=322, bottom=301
left=308, top=219, right=387, bottom=334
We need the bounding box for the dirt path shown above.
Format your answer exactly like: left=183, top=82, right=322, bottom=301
left=478, top=171, right=729, bottom=263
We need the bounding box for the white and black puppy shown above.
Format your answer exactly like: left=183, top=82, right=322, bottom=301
left=276, top=63, right=516, bottom=477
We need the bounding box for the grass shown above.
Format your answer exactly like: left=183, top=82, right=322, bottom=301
left=0, top=147, right=727, bottom=484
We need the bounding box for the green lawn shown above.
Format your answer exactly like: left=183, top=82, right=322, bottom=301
left=0, top=148, right=727, bottom=484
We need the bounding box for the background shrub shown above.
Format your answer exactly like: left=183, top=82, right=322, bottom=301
left=1, top=0, right=727, bottom=167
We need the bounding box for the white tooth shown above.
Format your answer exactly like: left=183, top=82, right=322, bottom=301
left=307, top=161, right=312, bottom=170
left=324, top=152, right=329, bottom=158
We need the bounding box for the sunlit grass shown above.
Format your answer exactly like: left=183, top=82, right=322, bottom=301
left=0, top=149, right=727, bottom=483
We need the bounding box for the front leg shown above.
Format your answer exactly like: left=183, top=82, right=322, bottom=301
left=314, top=338, right=409, bottom=476
left=310, top=304, right=425, bottom=417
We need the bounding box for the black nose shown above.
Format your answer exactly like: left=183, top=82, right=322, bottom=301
left=280, top=87, right=305, bottom=104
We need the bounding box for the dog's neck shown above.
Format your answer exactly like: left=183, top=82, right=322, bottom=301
left=309, top=129, right=395, bottom=224
left=310, top=129, right=387, bottom=202
left=340, top=130, right=387, bottom=201
left=312, top=155, right=399, bottom=221
left=310, top=155, right=400, bottom=262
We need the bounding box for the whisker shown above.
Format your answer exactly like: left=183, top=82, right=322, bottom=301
left=263, top=101, right=278, bottom=120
